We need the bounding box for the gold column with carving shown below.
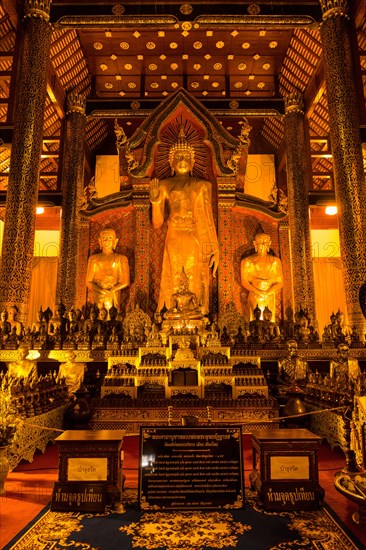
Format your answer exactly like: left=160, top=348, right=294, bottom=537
left=133, top=185, right=150, bottom=311
left=56, top=92, right=87, bottom=311
left=319, top=0, right=366, bottom=334
left=217, top=178, right=235, bottom=313
left=0, top=0, right=53, bottom=322
left=283, top=91, right=316, bottom=320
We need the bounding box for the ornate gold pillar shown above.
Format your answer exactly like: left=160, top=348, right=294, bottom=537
left=133, top=185, right=150, bottom=311
left=56, top=91, right=87, bottom=311
left=217, top=192, right=235, bottom=314
left=319, top=0, right=366, bottom=334
left=283, top=91, right=316, bottom=320
left=0, top=0, right=53, bottom=322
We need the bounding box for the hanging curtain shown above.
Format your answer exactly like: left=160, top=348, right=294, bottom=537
left=312, top=257, right=347, bottom=334
left=28, top=257, right=58, bottom=327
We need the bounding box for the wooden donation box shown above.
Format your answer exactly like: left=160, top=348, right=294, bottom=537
left=54, top=430, right=125, bottom=510
left=250, top=428, right=324, bottom=511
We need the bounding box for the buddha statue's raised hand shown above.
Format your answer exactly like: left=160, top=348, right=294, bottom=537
left=149, top=177, right=161, bottom=203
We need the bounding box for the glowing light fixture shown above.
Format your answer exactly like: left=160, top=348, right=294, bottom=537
left=36, top=207, right=44, bottom=215
left=325, top=205, right=337, bottom=216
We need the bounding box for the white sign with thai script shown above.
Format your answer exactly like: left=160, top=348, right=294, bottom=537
left=270, top=456, right=309, bottom=480
left=67, top=458, right=108, bottom=481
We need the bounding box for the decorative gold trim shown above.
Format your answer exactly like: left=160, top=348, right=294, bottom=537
left=284, top=91, right=304, bottom=115
left=195, top=15, right=317, bottom=29
left=320, top=0, right=348, bottom=21
left=24, top=0, right=51, bottom=21
left=66, top=92, right=87, bottom=116
left=54, top=15, right=178, bottom=29
left=89, top=109, right=282, bottom=119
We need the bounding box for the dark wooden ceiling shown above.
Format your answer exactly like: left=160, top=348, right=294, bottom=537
left=0, top=0, right=365, bottom=205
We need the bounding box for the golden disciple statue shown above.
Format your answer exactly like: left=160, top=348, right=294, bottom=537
left=150, top=127, right=219, bottom=315
left=86, top=228, right=130, bottom=311
left=240, top=232, right=283, bottom=320
left=7, top=346, right=38, bottom=382
left=57, top=350, right=86, bottom=397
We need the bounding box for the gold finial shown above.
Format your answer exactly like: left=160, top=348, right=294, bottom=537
left=319, top=0, right=348, bottom=20
left=66, top=92, right=86, bottom=115
left=284, top=90, right=304, bottom=115
left=168, top=126, right=195, bottom=168
left=24, top=0, right=51, bottom=20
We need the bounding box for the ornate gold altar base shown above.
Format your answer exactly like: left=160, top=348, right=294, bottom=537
left=90, top=403, right=279, bottom=434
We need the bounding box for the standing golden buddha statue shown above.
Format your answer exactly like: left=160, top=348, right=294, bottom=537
left=150, top=127, right=219, bottom=315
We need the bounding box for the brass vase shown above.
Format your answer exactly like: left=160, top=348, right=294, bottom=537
left=0, top=446, right=9, bottom=495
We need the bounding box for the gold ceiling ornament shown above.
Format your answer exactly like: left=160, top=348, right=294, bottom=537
left=193, top=41, right=203, bottom=49
left=229, top=100, right=240, bottom=109
left=242, top=42, right=251, bottom=49
left=24, top=0, right=51, bottom=20
left=93, top=42, right=103, bottom=50
left=180, top=4, right=193, bottom=15
left=319, top=0, right=348, bottom=20
left=182, top=21, right=192, bottom=31
left=119, top=42, right=130, bottom=50
left=112, top=4, right=125, bottom=16
left=283, top=90, right=304, bottom=115
left=131, top=101, right=140, bottom=110
left=247, top=3, right=261, bottom=15
left=238, top=63, right=247, bottom=70
left=269, top=41, right=278, bottom=48
left=146, top=42, right=156, bottom=49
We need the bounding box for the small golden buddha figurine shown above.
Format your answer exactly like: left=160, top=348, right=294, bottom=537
left=57, top=350, right=86, bottom=397
left=240, top=232, right=283, bottom=320
left=261, top=306, right=281, bottom=342
left=150, top=126, right=219, bottom=315
left=0, top=309, right=11, bottom=340
left=31, top=307, right=47, bottom=336
left=164, top=268, right=203, bottom=320
left=86, top=227, right=130, bottom=311
left=8, top=305, right=24, bottom=338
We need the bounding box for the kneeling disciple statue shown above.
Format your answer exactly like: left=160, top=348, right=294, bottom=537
left=86, top=227, right=130, bottom=312
left=330, top=343, right=361, bottom=386
left=278, top=340, right=309, bottom=390
left=150, top=126, right=219, bottom=315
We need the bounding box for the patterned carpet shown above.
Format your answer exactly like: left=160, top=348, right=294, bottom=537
left=3, top=489, right=364, bottom=550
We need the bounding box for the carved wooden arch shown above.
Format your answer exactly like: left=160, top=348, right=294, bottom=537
left=129, top=88, right=238, bottom=180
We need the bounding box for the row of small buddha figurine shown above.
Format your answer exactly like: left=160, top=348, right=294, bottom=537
left=1, top=367, right=68, bottom=419
left=0, top=301, right=361, bottom=353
